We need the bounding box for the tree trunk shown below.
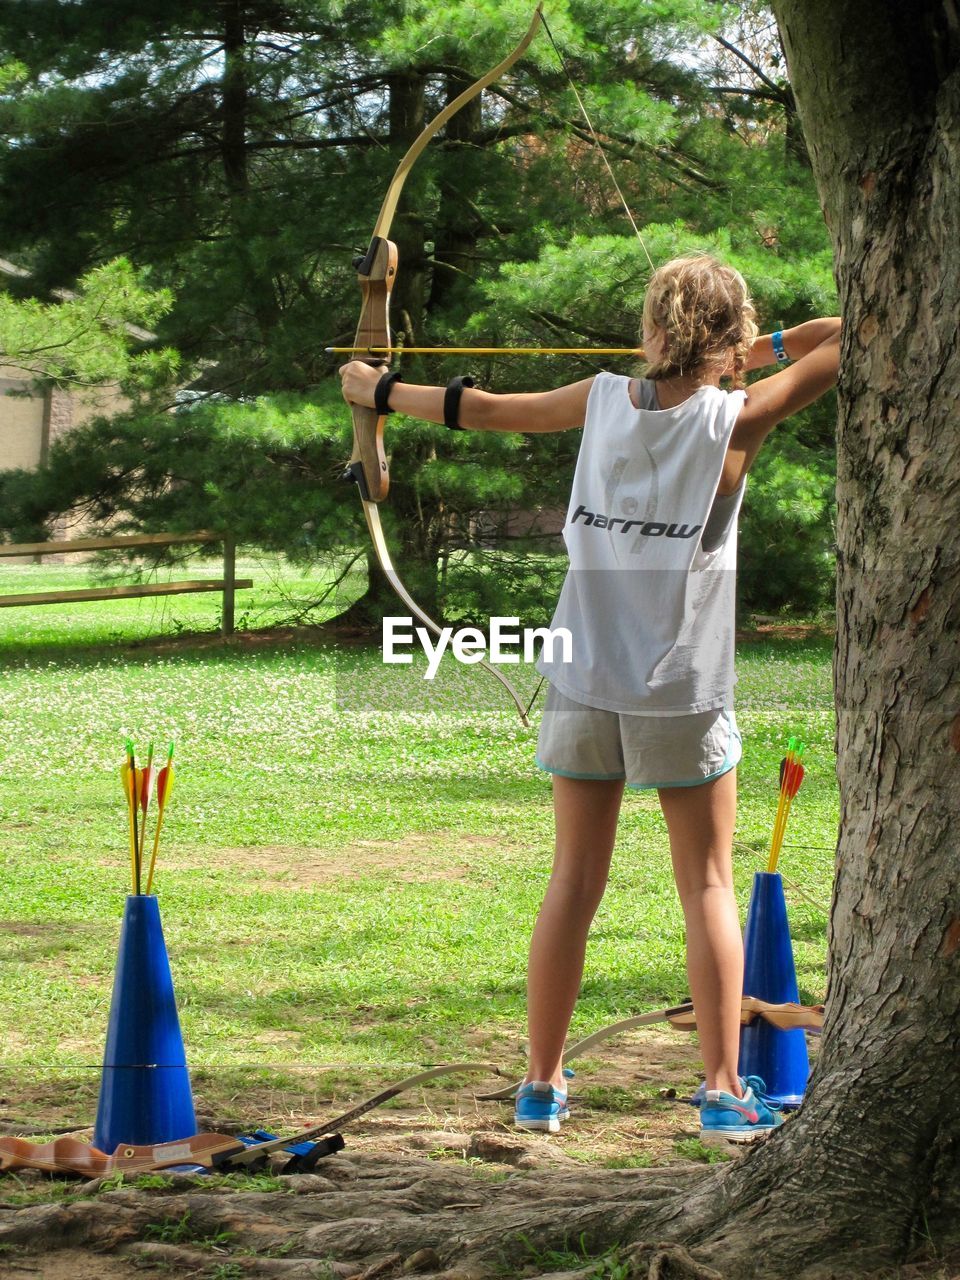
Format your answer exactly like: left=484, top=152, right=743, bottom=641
left=429, top=81, right=483, bottom=316
left=221, top=1, right=281, bottom=344
left=221, top=2, right=249, bottom=201
left=642, top=4, right=960, bottom=1273
left=388, top=72, right=427, bottom=345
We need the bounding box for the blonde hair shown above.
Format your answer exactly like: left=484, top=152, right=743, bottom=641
left=642, top=254, right=758, bottom=390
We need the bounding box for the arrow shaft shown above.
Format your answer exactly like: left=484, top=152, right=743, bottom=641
left=145, top=765, right=173, bottom=895
left=329, top=346, right=644, bottom=356
left=123, top=766, right=137, bottom=894
left=768, top=786, right=790, bottom=872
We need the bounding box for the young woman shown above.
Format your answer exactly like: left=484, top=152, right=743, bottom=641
left=340, top=254, right=840, bottom=1143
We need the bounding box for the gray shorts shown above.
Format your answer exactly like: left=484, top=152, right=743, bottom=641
left=536, top=685, right=742, bottom=789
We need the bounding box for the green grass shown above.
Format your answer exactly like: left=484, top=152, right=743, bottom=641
left=0, top=553, right=340, bottom=650
left=513, top=1235, right=632, bottom=1279
left=0, top=557, right=836, bottom=1096
left=673, top=1137, right=734, bottom=1164
left=142, top=1210, right=236, bottom=1248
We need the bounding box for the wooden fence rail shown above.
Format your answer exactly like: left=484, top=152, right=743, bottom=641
left=0, top=530, right=251, bottom=637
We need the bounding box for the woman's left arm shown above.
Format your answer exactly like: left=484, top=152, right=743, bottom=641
left=339, top=361, right=593, bottom=433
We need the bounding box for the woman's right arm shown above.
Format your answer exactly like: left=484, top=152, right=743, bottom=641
left=720, top=324, right=841, bottom=493
left=745, top=317, right=842, bottom=371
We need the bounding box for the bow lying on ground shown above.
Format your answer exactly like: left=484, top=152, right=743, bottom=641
left=475, top=996, right=825, bottom=1100
left=342, top=7, right=544, bottom=729
left=0, top=1063, right=502, bottom=1178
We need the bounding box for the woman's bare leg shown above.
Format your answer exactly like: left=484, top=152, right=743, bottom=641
left=525, top=776, right=624, bottom=1088
left=657, top=769, right=743, bottom=1096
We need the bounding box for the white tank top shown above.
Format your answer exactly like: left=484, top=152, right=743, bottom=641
left=537, top=372, right=747, bottom=714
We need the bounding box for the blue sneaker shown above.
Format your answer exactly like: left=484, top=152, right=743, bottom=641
left=690, top=1074, right=781, bottom=1109
left=514, top=1081, right=570, bottom=1134
left=699, top=1076, right=784, bottom=1145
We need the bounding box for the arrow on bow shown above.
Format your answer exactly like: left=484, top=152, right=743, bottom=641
left=342, top=7, right=546, bottom=729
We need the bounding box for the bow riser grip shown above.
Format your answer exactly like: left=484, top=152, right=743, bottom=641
left=347, top=405, right=389, bottom=503
left=347, top=235, right=396, bottom=503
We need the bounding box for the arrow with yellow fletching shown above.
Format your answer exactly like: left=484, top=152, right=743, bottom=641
left=119, top=740, right=175, bottom=895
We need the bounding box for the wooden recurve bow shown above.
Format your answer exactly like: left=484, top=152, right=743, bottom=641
left=342, top=6, right=544, bottom=729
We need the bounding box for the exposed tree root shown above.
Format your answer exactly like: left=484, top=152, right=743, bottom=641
left=0, top=1144, right=951, bottom=1280
left=0, top=1153, right=717, bottom=1278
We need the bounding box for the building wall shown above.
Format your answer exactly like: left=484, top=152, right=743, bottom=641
left=0, top=372, right=129, bottom=558
left=1, top=371, right=128, bottom=475
left=0, top=367, right=44, bottom=470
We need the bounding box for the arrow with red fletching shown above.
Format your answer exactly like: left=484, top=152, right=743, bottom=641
left=145, top=742, right=175, bottom=895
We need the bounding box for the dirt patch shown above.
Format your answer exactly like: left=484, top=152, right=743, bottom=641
left=0, top=923, right=54, bottom=937
left=736, top=620, right=835, bottom=643
left=159, top=833, right=503, bottom=889
left=183, top=1026, right=716, bottom=1169
left=0, top=1075, right=103, bottom=1140
left=132, top=622, right=330, bottom=654
left=0, top=1249, right=146, bottom=1279
left=0, top=921, right=100, bottom=942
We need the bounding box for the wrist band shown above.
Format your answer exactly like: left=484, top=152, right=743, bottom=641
left=374, top=370, right=403, bottom=415
left=771, top=330, right=790, bottom=365
left=444, top=375, right=475, bottom=430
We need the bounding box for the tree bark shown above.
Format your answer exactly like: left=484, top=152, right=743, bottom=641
left=221, top=1, right=249, bottom=201
left=388, top=71, right=427, bottom=346
left=644, top=3, right=960, bottom=1273
left=221, top=1, right=281, bottom=344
